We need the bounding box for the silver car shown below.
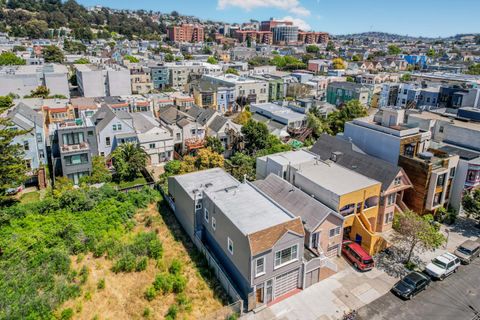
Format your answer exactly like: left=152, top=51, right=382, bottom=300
left=454, top=240, right=480, bottom=264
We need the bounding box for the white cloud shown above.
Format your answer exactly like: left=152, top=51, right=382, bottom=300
left=282, top=16, right=311, bottom=30
left=217, top=0, right=311, bottom=17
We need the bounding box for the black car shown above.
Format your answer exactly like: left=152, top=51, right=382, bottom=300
left=391, top=271, right=431, bottom=300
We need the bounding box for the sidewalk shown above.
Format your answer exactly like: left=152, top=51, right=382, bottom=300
left=242, top=258, right=397, bottom=320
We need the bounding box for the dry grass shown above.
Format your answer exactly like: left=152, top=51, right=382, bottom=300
left=59, top=202, right=227, bottom=319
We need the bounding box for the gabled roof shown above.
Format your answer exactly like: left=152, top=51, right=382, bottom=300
left=7, top=102, right=43, bottom=129
left=248, top=218, right=304, bottom=256
left=208, top=115, right=228, bottom=133
left=253, top=174, right=343, bottom=232
left=310, top=134, right=402, bottom=192
left=130, top=112, right=158, bottom=133
left=91, top=104, right=117, bottom=132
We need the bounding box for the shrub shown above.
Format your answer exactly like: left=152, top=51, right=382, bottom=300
left=79, top=265, right=89, bottom=284
left=171, top=274, right=187, bottom=294
left=153, top=273, right=173, bottom=294
left=165, top=304, right=178, bottom=320
left=169, top=259, right=183, bottom=275
left=84, top=291, right=92, bottom=301
left=112, top=252, right=137, bottom=273
left=97, top=278, right=105, bottom=290
left=148, top=239, right=163, bottom=259
left=136, top=256, right=148, bottom=272
left=143, top=307, right=151, bottom=318
left=60, top=308, right=74, bottom=320
left=145, top=216, right=153, bottom=227
left=144, top=286, right=157, bottom=301
left=176, top=293, right=192, bottom=312
left=405, top=261, right=417, bottom=270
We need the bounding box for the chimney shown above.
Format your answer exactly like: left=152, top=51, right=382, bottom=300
left=331, top=151, right=342, bottom=162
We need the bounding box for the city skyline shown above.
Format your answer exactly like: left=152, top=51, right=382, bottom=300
left=77, top=0, right=480, bottom=37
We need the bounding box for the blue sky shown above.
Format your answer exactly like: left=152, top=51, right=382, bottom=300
left=77, top=0, right=480, bottom=37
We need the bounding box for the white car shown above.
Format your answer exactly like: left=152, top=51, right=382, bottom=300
left=425, top=252, right=460, bottom=280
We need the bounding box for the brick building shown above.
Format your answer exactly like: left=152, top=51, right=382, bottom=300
left=168, top=24, right=204, bottom=43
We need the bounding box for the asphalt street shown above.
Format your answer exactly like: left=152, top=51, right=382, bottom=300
left=357, top=258, right=480, bottom=320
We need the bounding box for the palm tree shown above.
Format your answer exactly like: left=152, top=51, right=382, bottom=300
left=111, top=143, right=148, bottom=181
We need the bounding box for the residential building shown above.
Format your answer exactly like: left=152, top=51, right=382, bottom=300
left=168, top=24, right=204, bottom=43
left=168, top=168, right=306, bottom=310
left=271, top=25, right=299, bottom=44
left=0, top=64, right=69, bottom=98
left=127, top=63, right=153, bottom=94
left=326, top=82, right=372, bottom=106
left=190, top=77, right=235, bottom=113
left=298, top=32, right=329, bottom=44
left=260, top=19, right=293, bottom=31
left=250, top=102, right=307, bottom=132
left=149, top=64, right=170, bottom=90
left=249, top=74, right=286, bottom=102
left=256, top=150, right=387, bottom=255
left=75, top=64, right=132, bottom=97
left=165, top=61, right=222, bottom=91
left=233, top=30, right=273, bottom=45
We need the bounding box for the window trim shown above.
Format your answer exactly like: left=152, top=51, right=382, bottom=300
left=274, top=244, right=298, bottom=269
left=227, top=237, right=234, bottom=255
left=212, top=217, right=216, bottom=231
left=204, top=208, right=209, bottom=222
left=329, top=226, right=341, bottom=238
left=255, top=256, right=265, bottom=277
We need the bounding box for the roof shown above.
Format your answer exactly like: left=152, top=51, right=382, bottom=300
left=248, top=218, right=304, bottom=256
left=208, top=115, right=228, bottom=133
left=7, top=102, right=43, bottom=129
left=130, top=112, right=158, bottom=133
left=205, top=182, right=295, bottom=235
left=253, top=174, right=343, bottom=231
left=91, top=104, right=117, bottom=132
left=310, top=134, right=402, bottom=192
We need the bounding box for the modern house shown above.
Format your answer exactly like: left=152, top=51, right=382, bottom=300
left=168, top=169, right=308, bottom=310
left=250, top=103, right=307, bottom=138
left=75, top=64, right=132, bottom=97
left=326, top=81, right=372, bottom=106
left=256, top=150, right=387, bottom=255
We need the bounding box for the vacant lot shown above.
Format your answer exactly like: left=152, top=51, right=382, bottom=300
left=60, top=201, right=228, bottom=319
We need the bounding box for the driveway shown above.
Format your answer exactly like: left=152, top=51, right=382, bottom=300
left=243, top=258, right=397, bottom=320
left=357, top=258, right=480, bottom=320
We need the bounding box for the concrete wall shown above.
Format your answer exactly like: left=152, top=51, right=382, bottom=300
left=107, top=70, right=132, bottom=96
left=44, top=72, right=70, bottom=98
left=168, top=177, right=197, bottom=239
left=77, top=70, right=106, bottom=97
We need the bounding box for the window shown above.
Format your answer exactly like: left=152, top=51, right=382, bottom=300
left=191, top=129, right=196, bottom=135
left=274, top=245, right=298, bottom=268
left=106, top=137, right=111, bottom=146
left=39, top=150, right=45, bottom=158
left=113, top=124, right=117, bottom=131
left=23, top=140, right=29, bottom=151
left=227, top=237, right=234, bottom=255
left=394, top=177, right=401, bottom=186
left=437, top=173, right=446, bottom=186
left=204, top=208, right=209, bottom=222
left=255, top=257, right=265, bottom=277
left=450, top=167, right=456, bottom=178
left=117, top=124, right=122, bottom=130
left=176, top=133, right=181, bottom=140
left=149, top=143, right=155, bottom=149
left=433, top=192, right=442, bottom=206
left=212, top=217, right=216, bottom=230
left=387, top=193, right=396, bottom=206
left=195, top=201, right=202, bottom=210
left=329, top=227, right=341, bottom=238
left=439, top=126, right=444, bottom=133
left=36, top=133, right=43, bottom=142
left=385, top=212, right=394, bottom=224
left=87, top=130, right=94, bottom=136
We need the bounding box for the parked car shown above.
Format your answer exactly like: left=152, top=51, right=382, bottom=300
left=425, top=252, right=460, bottom=280
left=391, top=271, right=431, bottom=300
left=341, top=240, right=374, bottom=271
left=5, top=185, right=23, bottom=195
left=454, top=240, right=480, bottom=264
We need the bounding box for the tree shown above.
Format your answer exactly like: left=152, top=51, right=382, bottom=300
left=465, top=64, right=480, bottom=76
left=27, top=86, right=50, bottom=98
left=202, top=46, right=212, bottom=55
left=84, top=156, right=111, bottom=184
left=205, top=136, right=224, bottom=154
left=326, top=41, right=335, bottom=52
left=306, top=45, right=319, bottom=53
left=124, top=55, right=139, bottom=63
left=241, top=119, right=269, bottom=155
left=74, top=57, right=90, bottom=64
left=164, top=53, right=174, bottom=62
left=195, top=148, right=224, bottom=170
left=307, top=112, right=328, bottom=137
left=12, top=45, right=26, bottom=52
left=112, top=143, right=148, bottom=181
left=393, top=210, right=445, bottom=264
left=327, top=99, right=368, bottom=134
left=332, top=57, right=346, bottom=69
left=462, top=190, right=480, bottom=221
left=24, top=19, right=48, bottom=39
left=225, top=67, right=239, bottom=75
left=42, top=45, right=64, bottom=63
left=0, top=118, right=29, bottom=200
left=246, top=35, right=252, bottom=48
left=400, top=73, right=412, bottom=82
left=228, top=152, right=255, bottom=181
left=351, top=54, right=362, bottom=62
left=346, top=76, right=355, bottom=82
left=387, top=44, right=401, bottom=55
left=0, top=95, right=14, bottom=113
left=426, top=48, right=436, bottom=58
left=233, top=110, right=251, bottom=125
left=0, top=52, right=26, bottom=65
left=207, top=56, right=217, bottom=64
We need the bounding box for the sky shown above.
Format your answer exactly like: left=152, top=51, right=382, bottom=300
left=76, top=0, right=480, bottom=37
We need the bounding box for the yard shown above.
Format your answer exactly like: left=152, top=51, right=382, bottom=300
left=59, top=198, right=229, bottom=319
left=108, top=176, right=148, bottom=189
left=19, top=190, right=41, bottom=204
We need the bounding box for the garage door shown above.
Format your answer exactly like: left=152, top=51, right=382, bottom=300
left=274, top=268, right=299, bottom=298
left=326, top=244, right=339, bottom=258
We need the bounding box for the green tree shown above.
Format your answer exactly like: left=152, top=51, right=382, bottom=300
left=112, top=143, right=148, bottom=181
left=124, top=55, right=139, bottom=63
left=326, top=41, right=335, bottom=52
left=0, top=52, right=26, bottom=65
left=207, top=56, right=217, bottom=64
left=462, top=190, right=480, bottom=221
left=351, top=54, right=362, bottom=62
left=307, top=112, right=328, bottom=137
left=43, top=45, right=64, bottom=63
left=426, top=48, right=436, bottom=58
left=24, top=19, right=49, bottom=39
left=228, top=152, right=255, bottom=181
left=465, top=64, right=480, bottom=76
left=387, top=44, right=401, bottom=55
left=233, top=110, right=251, bottom=125
left=327, top=99, right=368, bottom=134
left=0, top=95, right=14, bottom=113
left=205, top=136, right=224, bottom=154
left=393, top=209, right=446, bottom=264
left=225, top=67, right=239, bottom=75
left=27, top=86, right=50, bottom=98
left=195, top=148, right=224, bottom=170
left=85, top=156, right=111, bottom=184
left=246, top=35, right=252, bottom=48
left=164, top=53, right=174, bottom=62
left=241, top=119, right=269, bottom=155
left=305, top=45, right=319, bottom=53
left=74, top=57, right=90, bottom=64
left=0, top=118, right=29, bottom=200
left=12, top=45, right=26, bottom=52
left=400, top=73, right=412, bottom=82
left=202, top=46, right=212, bottom=55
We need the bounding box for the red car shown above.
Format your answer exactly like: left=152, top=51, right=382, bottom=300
left=342, top=240, right=374, bottom=271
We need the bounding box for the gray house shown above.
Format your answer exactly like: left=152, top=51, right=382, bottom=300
left=168, top=168, right=306, bottom=311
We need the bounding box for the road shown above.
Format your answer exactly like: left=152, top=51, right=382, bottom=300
left=357, top=259, right=480, bottom=320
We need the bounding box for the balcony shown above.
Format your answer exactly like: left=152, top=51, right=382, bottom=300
left=339, top=204, right=355, bottom=217
left=185, top=138, right=204, bottom=151
left=61, top=142, right=90, bottom=153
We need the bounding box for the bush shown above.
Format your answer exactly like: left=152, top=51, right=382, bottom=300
left=144, top=286, right=157, bottom=301
left=153, top=273, right=173, bottom=294
left=165, top=304, right=178, bottom=320
left=143, top=307, right=151, bottom=318
left=79, top=265, right=89, bottom=284
left=60, top=308, right=74, bottom=320
left=176, top=293, right=192, bottom=312
left=112, top=252, right=137, bottom=273
left=171, top=274, right=187, bottom=294
left=405, top=261, right=417, bottom=271
left=136, top=256, right=148, bottom=272
left=169, top=259, right=183, bottom=275
left=97, top=278, right=105, bottom=290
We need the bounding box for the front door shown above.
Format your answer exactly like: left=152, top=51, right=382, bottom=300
left=311, top=232, right=319, bottom=249
left=266, top=280, right=273, bottom=303
left=256, top=284, right=264, bottom=304
left=355, top=234, right=362, bottom=245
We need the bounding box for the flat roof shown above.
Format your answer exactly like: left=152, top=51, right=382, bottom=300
left=296, top=159, right=380, bottom=196
left=259, top=149, right=316, bottom=167
left=205, top=182, right=292, bottom=235
left=408, top=111, right=480, bottom=131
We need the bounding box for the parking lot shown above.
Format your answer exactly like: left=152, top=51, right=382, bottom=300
left=358, top=258, right=480, bottom=320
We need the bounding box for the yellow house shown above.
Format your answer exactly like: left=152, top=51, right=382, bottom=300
left=291, top=160, right=386, bottom=255
left=192, top=82, right=218, bottom=110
